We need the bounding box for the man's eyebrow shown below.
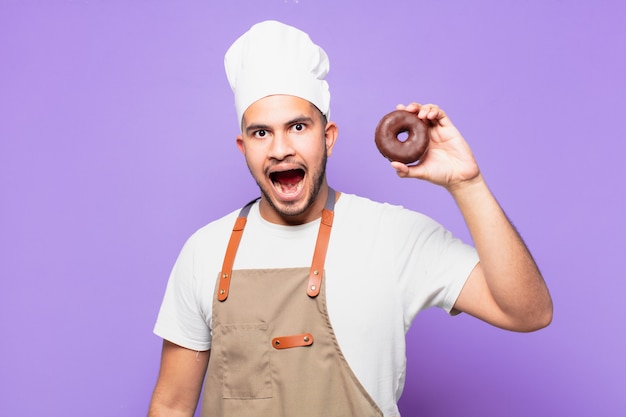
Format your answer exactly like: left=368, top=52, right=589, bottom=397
left=244, top=116, right=315, bottom=135
left=244, top=123, right=271, bottom=135
left=286, top=116, right=314, bottom=125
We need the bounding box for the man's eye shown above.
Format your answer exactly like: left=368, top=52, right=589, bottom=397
left=293, top=123, right=304, bottom=132
left=254, top=130, right=267, bottom=138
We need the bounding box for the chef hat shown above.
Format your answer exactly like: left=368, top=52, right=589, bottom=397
left=224, top=20, right=331, bottom=127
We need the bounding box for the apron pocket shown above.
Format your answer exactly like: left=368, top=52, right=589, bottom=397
left=220, top=323, right=272, bottom=399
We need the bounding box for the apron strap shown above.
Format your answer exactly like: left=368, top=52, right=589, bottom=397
left=217, top=188, right=337, bottom=302
left=306, top=188, right=335, bottom=297
left=216, top=199, right=257, bottom=301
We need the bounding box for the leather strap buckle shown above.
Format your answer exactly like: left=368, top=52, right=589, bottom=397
left=272, top=333, right=314, bottom=349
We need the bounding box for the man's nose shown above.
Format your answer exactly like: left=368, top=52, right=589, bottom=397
left=268, top=132, right=295, bottom=160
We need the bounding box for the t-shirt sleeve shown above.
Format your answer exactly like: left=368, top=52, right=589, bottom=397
left=153, top=235, right=212, bottom=351
left=424, top=230, right=478, bottom=314
left=394, top=208, right=479, bottom=320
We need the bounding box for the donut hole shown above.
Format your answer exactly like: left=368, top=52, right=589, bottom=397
left=396, top=130, right=410, bottom=142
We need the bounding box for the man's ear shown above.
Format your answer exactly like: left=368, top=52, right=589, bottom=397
left=324, top=121, right=338, bottom=157
left=236, top=134, right=245, bottom=154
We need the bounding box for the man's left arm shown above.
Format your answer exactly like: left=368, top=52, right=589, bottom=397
left=391, top=102, right=552, bottom=332
left=448, top=174, right=552, bottom=331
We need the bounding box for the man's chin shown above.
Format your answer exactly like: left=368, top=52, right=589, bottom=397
left=270, top=199, right=308, bottom=218
left=262, top=189, right=313, bottom=220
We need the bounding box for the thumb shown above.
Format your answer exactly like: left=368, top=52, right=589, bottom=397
left=391, top=161, right=426, bottom=179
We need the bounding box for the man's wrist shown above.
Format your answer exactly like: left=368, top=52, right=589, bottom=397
left=446, top=173, right=486, bottom=197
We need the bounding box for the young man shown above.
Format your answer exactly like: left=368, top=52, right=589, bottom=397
left=148, top=20, right=552, bottom=417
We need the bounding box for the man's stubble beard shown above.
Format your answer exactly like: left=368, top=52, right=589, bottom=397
left=252, top=149, right=328, bottom=219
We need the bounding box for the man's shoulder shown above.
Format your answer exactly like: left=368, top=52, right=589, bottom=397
left=337, top=192, right=435, bottom=229
left=338, top=192, right=410, bottom=216
left=184, top=205, right=249, bottom=248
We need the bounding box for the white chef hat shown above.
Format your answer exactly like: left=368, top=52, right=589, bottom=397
left=224, top=20, right=331, bottom=128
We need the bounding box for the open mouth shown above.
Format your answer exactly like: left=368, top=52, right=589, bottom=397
left=270, top=169, right=305, bottom=195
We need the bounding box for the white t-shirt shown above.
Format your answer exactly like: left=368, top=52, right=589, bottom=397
left=154, top=193, right=478, bottom=417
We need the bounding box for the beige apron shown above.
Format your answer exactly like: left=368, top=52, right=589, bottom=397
left=202, top=189, right=383, bottom=417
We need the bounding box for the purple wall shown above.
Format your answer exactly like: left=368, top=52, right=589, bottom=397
left=1, top=1, right=624, bottom=416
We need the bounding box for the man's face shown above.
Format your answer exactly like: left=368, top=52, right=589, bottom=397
left=236, top=95, right=337, bottom=225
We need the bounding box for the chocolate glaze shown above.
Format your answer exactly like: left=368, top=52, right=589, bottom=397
left=374, top=110, right=429, bottom=164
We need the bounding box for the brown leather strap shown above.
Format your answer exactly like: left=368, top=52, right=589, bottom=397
left=272, top=333, right=314, bottom=349
left=217, top=216, right=247, bottom=301
left=307, top=208, right=334, bottom=297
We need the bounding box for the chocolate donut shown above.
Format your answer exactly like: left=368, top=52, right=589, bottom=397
left=374, top=110, right=429, bottom=164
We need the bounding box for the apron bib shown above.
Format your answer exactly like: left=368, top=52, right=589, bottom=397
left=202, top=189, right=383, bottom=417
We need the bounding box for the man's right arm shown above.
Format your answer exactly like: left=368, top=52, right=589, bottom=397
left=148, top=340, right=210, bottom=417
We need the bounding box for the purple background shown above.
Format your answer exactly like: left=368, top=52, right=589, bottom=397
left=1, top=1, right=624, bottom=416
